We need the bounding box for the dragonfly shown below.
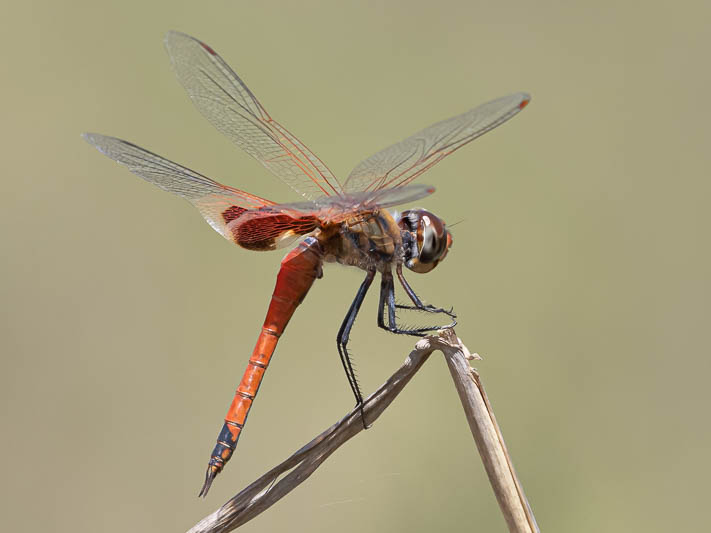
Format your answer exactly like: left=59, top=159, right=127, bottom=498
left=83, top=31, right=530, bottom=497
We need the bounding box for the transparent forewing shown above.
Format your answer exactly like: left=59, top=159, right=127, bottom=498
left=350, top=183, right=435, bottom=211
left=164, top=31, right=343, bottom=200
left=271, top=183, right=435, bottom=223
left=83, top=133, right=275, bottom=240
left=344, top=93, right=530, bottom=193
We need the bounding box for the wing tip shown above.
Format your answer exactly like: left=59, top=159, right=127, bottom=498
left=81, top=132, right=117, bottom=154
left=82, top=132, right=102, bottom=149
left=518, top=93, right=532, bottom=110
left=164, top=30, right=216, bottom=56
left=164, top=30, right=189, bottom=46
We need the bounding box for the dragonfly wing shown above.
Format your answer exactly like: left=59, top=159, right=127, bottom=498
left=227, top=208, right=320, bottom=251
left=83, top=133, right=276, bottom=240
left=344, top=93, right=530, bottom=193
left=363, top=183, right=436, bottom=210
left=164, top=31, right=343, bottom=200
left=269, top=183, right=436, bottom=224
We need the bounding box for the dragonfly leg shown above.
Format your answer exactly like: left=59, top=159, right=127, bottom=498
left=377, top=271, right=397, bottom=330
left=378, top=270, right=453, bottom=335
left=395, top=263, right=457, bottom=324
left=337, top=269, right=376, bottom=429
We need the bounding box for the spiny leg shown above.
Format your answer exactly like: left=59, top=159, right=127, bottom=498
left=377, top=270, right=396, bottom=330
left=396, top=263, right=457, bottom=325
left=378, top=270, right=452, bottom=336
left=337, top=269, right=376, bottom=428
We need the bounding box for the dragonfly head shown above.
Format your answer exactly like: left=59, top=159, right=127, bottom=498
left=398, top=209, right=452, bottom=274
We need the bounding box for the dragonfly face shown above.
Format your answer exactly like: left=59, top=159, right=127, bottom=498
left=83, top=30, right=529, bottom=496
left=398, top=209, right=452, bottom=274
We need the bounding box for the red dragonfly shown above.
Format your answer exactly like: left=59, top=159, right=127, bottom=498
left=84, top=31, right=529, bottom=496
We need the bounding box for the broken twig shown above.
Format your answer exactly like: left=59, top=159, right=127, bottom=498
left=187, top=329, right=538, bottom=533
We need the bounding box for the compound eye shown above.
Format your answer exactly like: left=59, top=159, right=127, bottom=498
left=418, top=215, right=441, bottom=264
left=400, top=209, right=451, bottom=274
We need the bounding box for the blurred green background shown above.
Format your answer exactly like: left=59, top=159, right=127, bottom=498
left=2, top=1, right=709, bottom=531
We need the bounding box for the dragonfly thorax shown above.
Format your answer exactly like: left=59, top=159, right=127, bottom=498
left=397, top=209, right=452, bottom=274
left=318, top=209, right=405, bottom=271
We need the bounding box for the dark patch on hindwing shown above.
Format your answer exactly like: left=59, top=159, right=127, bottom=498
left=234, top=213, right=319, bottom=251
left=222, top=206, right=249, bottom=224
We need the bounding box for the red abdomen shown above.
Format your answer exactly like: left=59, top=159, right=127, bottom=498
left=200, top=237, right=323, bottom=495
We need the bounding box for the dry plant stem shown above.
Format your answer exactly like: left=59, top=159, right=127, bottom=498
left=187, top=329, right=538, bottom=533
left=187, top=338, right=435, bottom=533
left=438, top=329, right=539, bottom=533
